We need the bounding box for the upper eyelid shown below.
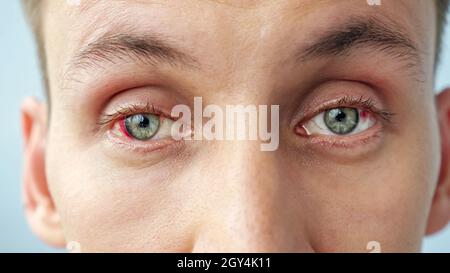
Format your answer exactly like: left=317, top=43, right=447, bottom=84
left=97, top=103, right=170, bottom=130
left=337, top=97, right=395, bottom=123
left=297, top=96, right=395, bottom=127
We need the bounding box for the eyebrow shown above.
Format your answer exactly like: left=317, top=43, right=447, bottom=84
left=298, top=17, right=420, bottom=67
left=66, top=32, right=199, bottom=76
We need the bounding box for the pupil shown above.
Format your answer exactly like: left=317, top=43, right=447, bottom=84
left=139, top=115, right=150, bottom=128
left=335, top=111, right=346, bottom=122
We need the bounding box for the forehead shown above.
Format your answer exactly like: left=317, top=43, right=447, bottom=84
left=46, top=1, right=433, bottom=51
left=50, top=0, right=433, bottom=28
left=43, top=0, right=435, bottom=89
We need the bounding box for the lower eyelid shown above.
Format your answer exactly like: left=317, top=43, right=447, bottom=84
left=101, top=131, right=187, bottom=166
left=314, top=134, right=383, bottom=153
left=294, top=113, right=384, bottom=156
left=105, top=128, right=181, bottom=153
left=295, top=128, right=385, bottom=164
left=303, top=122, right=383, bottom=148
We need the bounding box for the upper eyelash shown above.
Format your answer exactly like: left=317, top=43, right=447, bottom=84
left=97, top=102, right=167, bottom=130
left=334, top=96, right=395, bottom=122
left=97, top=96, right=394, bottom=132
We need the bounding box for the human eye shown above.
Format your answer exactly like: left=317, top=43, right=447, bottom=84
left=121, top=113, right=161, bottom=140
left=295, top=96, right=394, bottom=148
left=98, top=102, right=179, bottom=153
left=112, top=111, right=174, bottom=141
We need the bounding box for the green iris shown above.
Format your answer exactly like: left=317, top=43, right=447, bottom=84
left=125, top=114, right=160, bottom=140
left=324, top=108, right=358, bottom=135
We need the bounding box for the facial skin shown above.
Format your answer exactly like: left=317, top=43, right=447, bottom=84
left=21, top=0, right=450, bottom=252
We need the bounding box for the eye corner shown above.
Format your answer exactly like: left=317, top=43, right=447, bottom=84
left=294, top=123, right=312, bottom=137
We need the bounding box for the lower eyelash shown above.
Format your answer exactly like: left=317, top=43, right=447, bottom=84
left=307, top=125, right=383, bottom=149
left=105, top=129, right=183, bottom=155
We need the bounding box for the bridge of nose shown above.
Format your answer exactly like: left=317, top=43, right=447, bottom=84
left=189, top=141, right=312, bottom=252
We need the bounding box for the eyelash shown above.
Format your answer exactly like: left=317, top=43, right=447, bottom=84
left=97, top=102, right=171, bottom=132
left=304, top=96, right=395, bottom=124
left=97, top=96, right=394, bottom=151
left=295, top=95, right=395, bottom=147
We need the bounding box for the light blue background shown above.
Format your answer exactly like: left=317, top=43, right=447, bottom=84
left=0, top=1, right=449, bottom=252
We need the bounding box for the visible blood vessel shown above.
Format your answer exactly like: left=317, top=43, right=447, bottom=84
left=119, top=119, right=132, bottom=139
left=360, top=110, right=369, bottom=120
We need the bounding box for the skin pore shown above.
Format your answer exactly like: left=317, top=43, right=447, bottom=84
left=21, top=0, right=450, bottom=252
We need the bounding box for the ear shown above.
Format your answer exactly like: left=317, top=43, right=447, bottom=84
left=21, top=97, right=65, bottom=247
left=427, top=88, right=450, bottom=235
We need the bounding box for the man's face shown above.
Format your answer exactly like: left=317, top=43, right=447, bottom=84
left=39, top=0, right=440, bottom=251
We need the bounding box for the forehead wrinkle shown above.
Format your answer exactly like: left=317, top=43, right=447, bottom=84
left=57, top=0, right=433, bottom=89
left=201, top=0, right=269, bottom=9
left=290, top=0, right=338, bottom=15
left=58, top=1, right=186, bottom=88
left=63, top=0, right=173, bottom=50
left=68, top=0, right=164, bottom=12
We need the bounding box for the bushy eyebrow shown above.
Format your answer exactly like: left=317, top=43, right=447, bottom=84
left=66, top=32, right=200, bottom=76
left=298, top=16, right=420, bottom=68
left=65, top=16, right=421, bottom=86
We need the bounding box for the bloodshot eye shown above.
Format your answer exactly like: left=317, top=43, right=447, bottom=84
left=109, top=111, right=175, bottom=142
left=323, top=107, right=358, bottom=135
left=300, top=107, right=376, bottom=136
left=124, top=114, right=160, bottom=140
